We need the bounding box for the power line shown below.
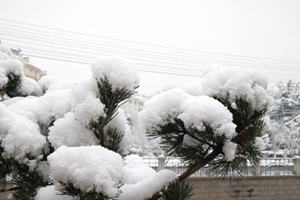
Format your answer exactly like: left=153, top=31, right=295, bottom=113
left=4, top=42, right=203, bottom=76
left=1, top=22, right=299, bottom=71
left=1, top=18, right=299, bottom=82
left=4, top=42, right=202, bottom=77
left=1, top=17, right=299, bottom=63
left=1, top=17, right=300, bottom=68
left=6, top=39, right=298, bottom=81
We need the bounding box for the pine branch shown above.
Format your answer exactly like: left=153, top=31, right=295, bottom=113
left=86, top=76, right=137, bottom=152
left=209, top=156, right=248, bottom=179
left=105, top=127, right=125, bottom=155
left=0, top=147, right=13, bottom=192
left=0, top=186, right=21, bottom=193
left=148, top=125, right=254, bottom=200
left=178, top=142, right=224, bottom=181
left=99, top=128, right=105, bottom=147
left=97, top=76, right=137, bottom=113
left=11, top=169, right=49, bottom=199
left=185, top=127, right=215, bottom=148
left=58, top=181, right=114, bottom=200
left=3, top=72, right=23, bottom=98
left=179, top=124, right=254, bottom=181
left=0, top=152, right=51, bottom=199
left=159, top=180, right=193, bottom=200
left=231, top=125, right=254, bottom=143
left=148, top=118, right=187, bottom=156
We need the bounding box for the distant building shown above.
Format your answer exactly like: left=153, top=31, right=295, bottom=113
left=124, top=95, right=148, bottom=113
left=10, top=47, right=46, bottom=81
left=122, top=94, right=148, bottom=127
left=20, top=57, right=46, bottom=81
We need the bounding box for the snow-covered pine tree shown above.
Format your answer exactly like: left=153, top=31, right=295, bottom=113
left=139, top=67, right=273, bottom=200
left=0, top=47, right=142, bottom=200
left=45, top=58, right=140, bottom=200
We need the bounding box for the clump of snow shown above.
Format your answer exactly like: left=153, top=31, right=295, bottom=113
left=0, top=59, right=23, bottom=90
left=182, top=79, right=203, bottom=96
left=0, top=59, right=24, bottom=76
left=44, top=79, right=75, bottom=92
left=186, top=67, right=274, bottom=112
left=139, top=88, right=190, bottom=132
left=222, top=141, right=237, bottom=161
left=74, top=94, right=106, bottom=125
left=70, top=78, right=98, bottom=105
left=119, top=169, right=177, bottom=200
left=92, top=56, right=140, bottom=92
left=178, top=96, right=237, bottom=139
left=4, top=96, right=38, bottom=122
left=139, top=89, right=236, bottom=140
left=0, top=44, right=14, bottom=59
left=35, top=89, right=73, bottom=124
left=48, top=146, right=123, bottom=198
left=38, top=76, right=57, bottom=93
left=0, top=103, right=46, bottom=166
left=122, top=155, right=156, bottom=184
left=20, top=76, right=43, bottom=96
left=48, top=112, right=99, bottom=150
left=35, top=185, right=73, bottom=200
left=4, top=88, right=72, bottom=127
left=105, top=108, right=132, bottom=154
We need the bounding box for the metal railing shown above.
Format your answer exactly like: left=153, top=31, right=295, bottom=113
left=142, top=157, right=297, bottom=177
left=260, top=158, right=295, bottom=176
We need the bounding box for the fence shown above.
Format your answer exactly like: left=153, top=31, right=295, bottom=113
left=1, top=157, right=299, bottom=200
left=143, top=157, right=300, bottom=176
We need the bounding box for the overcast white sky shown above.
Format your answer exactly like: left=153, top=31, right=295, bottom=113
left=1, top=0, right=300, bottom=95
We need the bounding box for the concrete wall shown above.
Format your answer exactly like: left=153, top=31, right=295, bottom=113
left=2, top=176, right=300, bottom=200
left=187, top=176, right=300, bottom=200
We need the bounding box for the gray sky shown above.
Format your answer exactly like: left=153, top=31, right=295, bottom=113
left=1, top=0, right=300, bottom=95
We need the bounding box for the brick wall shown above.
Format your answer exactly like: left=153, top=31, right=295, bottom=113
left=0, top=191, right=10, bottom=200
left=1, top=176, right=300, bottom=200
left=187, top=176, right=300, bottom=200
left=0, top=182, right=13, bottom=200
